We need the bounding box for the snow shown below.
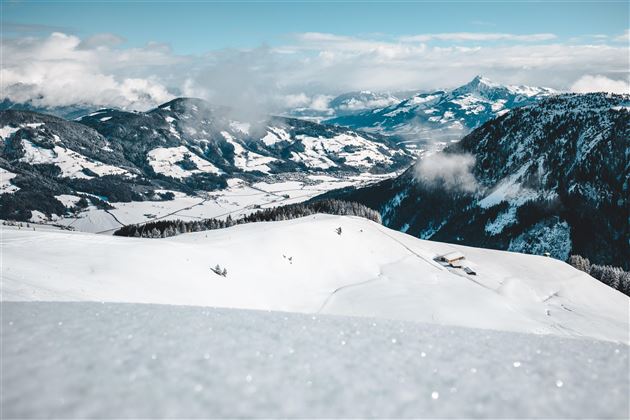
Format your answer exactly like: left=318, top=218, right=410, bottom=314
left=19, top=140, right=130, bottom=179
left=146, top=146, right=221, bottom=179
left=55, top=194, right=82, bottom=208
left=1, top=302, right=627, bottom=418
left=2, top=215, right=628, bottom=343
left=479, top=163, right=539, bottom=208
left=229, top=121, right=250, bottom=135
left=0, top=168, right=20, bottom=194
left=491, top=99, right=507, bottom=111
left=291, top=133, right=396, bottom=170
left=261, top=127, right=291, bottom=146
left=508, top=219, right=573, bottom=261
left=221, top=131, right=276, bottom=173
left=0, top=123, right=44, bottom=141
left=485, top=207, right=518, bottom=235
left=0, top=125, right=21, bottom=140
left=28, top=210, right=48, bottom=223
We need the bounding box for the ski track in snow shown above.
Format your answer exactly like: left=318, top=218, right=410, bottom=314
left=1, top=302, right=627, bottom=419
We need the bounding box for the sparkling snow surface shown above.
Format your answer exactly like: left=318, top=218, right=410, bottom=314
left=2, top=215, right=628, bottom=343
left=1, top=302, right=627, bottom=418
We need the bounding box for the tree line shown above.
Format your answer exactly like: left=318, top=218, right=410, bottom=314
left=568, top=255, right=630, bottom=297
left=113, top=199, right=381, bottom=238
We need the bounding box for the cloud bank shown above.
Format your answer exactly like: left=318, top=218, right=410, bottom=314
left=570, top=75, right=629, bottom=94
left=1, top=32, right=176, bottom=110
left=414, top=153, right=479, bottom=193
left=1, top=30, right=628, bottom=114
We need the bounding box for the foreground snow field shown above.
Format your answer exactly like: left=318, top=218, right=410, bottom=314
left=2, top=302, right=628, bottom=418
left=2, top=215, right=628, bottom=342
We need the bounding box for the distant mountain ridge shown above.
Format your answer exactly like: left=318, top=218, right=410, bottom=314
left=0, top=98, right=99, bottom=121
left=325, top=76, right=557, bottom=150
left=285, top=90, right=412, bottom=121
left=320, top=92, right=630, bottom=269
left=0, top=97, right=413, bottom=221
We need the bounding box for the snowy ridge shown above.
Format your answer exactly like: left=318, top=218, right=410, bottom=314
left=3, top=215, right=628, bottom=343
left=326, top=76, right=556, bottom=149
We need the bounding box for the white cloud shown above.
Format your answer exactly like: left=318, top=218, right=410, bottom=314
left=78, top=33, right=126, bottom=49
left=308, top=95, right=333, bottom=111
left=570, top=75, right=629, bottom=94
left=1, top=30, right=628, bottom=115
left=414, top=153, right=479, bottom=193
left=400, top=32, right=557, bottom=43
left=1, top=32, right=177, bottom=110
left=614, top=29, right=629, bottom=42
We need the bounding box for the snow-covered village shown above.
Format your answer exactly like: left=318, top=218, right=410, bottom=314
left=1, top=1, right=629, bottom=418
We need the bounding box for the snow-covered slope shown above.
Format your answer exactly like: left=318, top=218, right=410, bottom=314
left=2, top=302, right=627, bottom=418
left=3, top=215, right=628, bottom=343
left=326, top=76, right=556, bottom=151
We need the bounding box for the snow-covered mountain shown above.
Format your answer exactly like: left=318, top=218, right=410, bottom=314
left=326, top=76, right=556, bottom=150
left=323, top=93, right=630, bottom=269
left=3, top=215, right=628, bottom=343
left=285, top=90, right=414, bottom=121
left=0, top=98, right=412, bottom=222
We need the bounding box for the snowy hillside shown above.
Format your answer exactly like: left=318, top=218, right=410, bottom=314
left=2, top=302, right=627, bottom=418
left=3, top=215, right=628, bottom=343
left=326, top=76, right=556, bottom=151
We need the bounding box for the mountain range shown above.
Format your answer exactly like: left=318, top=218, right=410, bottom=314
left=322, top=93, right=630, bottom=269
left=326, top=76, right=556, bottom=151
left=286, top=90, right=412, bottom=121
left=0, top=98, right=412, bottom=221
left=2, top=83, right=628, bottom=273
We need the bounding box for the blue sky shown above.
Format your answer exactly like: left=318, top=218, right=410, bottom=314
left=3, top=1, right=629, bottom=53
left=1, top=1, right=628, bottom=111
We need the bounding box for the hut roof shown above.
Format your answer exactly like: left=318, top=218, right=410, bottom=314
left=439, top=251, right=465, bottom=262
